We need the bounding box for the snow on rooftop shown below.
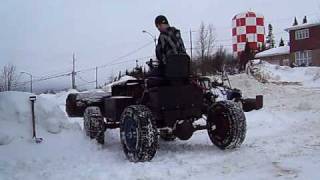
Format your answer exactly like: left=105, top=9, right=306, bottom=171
left=285, top=21, right=320, bottom=31
left=255, top=46, right=289, bottom=58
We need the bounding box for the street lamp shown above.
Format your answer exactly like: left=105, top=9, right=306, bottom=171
left=142, top=30, right=157, bottom=48
left=21, top=71, right=33, bottom=93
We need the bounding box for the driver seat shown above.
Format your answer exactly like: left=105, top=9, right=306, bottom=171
left=146, top=54, right=191, bottom=88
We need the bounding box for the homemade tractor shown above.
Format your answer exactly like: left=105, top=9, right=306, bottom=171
left=66, top=54, right=263, bottom=162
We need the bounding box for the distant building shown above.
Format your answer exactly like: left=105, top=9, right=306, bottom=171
left=285, top=21, right=320, bottom=66
left=255, top=46, right=290, bottom=66
left=232, top=11, right=265, bottom=57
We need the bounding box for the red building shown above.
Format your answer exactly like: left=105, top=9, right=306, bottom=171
left=285, top=21, right=320, bottom=66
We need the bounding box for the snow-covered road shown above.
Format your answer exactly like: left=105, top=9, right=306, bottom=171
left=0, top=74, right=319, bottom=180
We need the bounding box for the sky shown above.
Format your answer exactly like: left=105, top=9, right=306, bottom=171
left=0, top=0, right=319, bottom=92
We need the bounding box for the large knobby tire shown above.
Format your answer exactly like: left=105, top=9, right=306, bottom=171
left=120, top=105, right=158, bottom=162
left=83, top=106, right=105, bottom=144
left=207, top=100, right=246, bottom=150
left=160, top=130, right=176, bottom=141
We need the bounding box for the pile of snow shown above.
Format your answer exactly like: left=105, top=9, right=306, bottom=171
left=229, top=73, right=320, bottom=111
left=102, top=75, right=136, bottom=93
left=255, top=46, right=289, bottom=58
left=249, top=61, right=320, bottom=88
left=0, top=91, right=79, bottom=146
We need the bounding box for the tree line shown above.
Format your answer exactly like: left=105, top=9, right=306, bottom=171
left=191, top=21, right=287, bottom=75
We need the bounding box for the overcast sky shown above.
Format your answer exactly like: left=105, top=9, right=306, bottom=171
left=0, top=0, right=319, bottom=91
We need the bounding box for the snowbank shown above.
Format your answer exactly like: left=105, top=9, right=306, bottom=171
left=249, top=61, right=320, bottom=88
left=0, top=91, right=79, bottom=145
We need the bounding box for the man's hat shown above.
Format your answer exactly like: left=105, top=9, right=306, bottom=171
left=155, top=15, right=169, bottom=25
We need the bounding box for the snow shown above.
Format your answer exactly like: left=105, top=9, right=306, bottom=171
left=285, top=21, right=320, bottom=32
left=1, top=73, right=320, bottom=180
left=102, top=75, right=137, bottom=93
left=76, top=91, right=110, bottom=103
left=255, top=46, right=289, bottom=58
left=0, top=91, right=80, bottom=144
left=0, top=132, right=13, bottom=145
left=248, top=61, right=320, bottom=88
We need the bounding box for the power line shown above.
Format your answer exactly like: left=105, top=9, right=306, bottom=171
left=12, top=73, right=70, bottom=89
left=76, top=81, right=96, bottom=88
left=14, top=54, right=153, bottom=89
left=77, top=74, right=92, bottom=83
left=13, top=40, right=154, bottom=90
left=76, top=42, right=154, bottom=73
left=77, top=55, right=153, bottom=73
left=16, top=40, right=154, bottom=90
left=113, top=41, right=154, bottom=61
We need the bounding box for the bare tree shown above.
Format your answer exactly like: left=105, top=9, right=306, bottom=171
left=0, top=64, right=17, bottom=91
left=196, top=22, right=216, bottom=60
left=197, top=22, right=208, bottom=61
left=206, top=24, right=216, bottom=57
left=195, top=22, right=217, bottom=75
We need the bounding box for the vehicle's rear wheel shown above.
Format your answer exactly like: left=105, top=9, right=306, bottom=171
left=83, top=106, right=105, bottom=144
left=120, top=105, right=158, bottom=162
left=160, top=130, right=176, bottom=141
left=207, top=101, right=246, bottom=149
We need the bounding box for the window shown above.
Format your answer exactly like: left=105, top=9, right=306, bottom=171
left=295, top=50, right=312, bottom=66
left=295, top=29, right=310, bottom=40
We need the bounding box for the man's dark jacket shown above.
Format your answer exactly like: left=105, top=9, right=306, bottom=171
left=156, top=27, right=186, bottom=64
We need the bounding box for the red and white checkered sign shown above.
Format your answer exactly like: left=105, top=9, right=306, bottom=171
left=232, top=11, right=265, bottom=57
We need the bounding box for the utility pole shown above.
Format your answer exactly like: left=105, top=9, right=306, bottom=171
left=142, top=30, right=157, bottom=48
left=21, top=72, right=33, bottom=93
left=72, top=53, right=76, bottom=89
left=95, top=66, right=98, bottom=89
left=190, top=29, right=193, bottom=61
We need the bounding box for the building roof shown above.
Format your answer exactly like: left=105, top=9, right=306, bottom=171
left=285, top=22, right=320, bottom=32
left=255, top=46, right=290, bottom=58
left=232, top=11, right=264, bottom=20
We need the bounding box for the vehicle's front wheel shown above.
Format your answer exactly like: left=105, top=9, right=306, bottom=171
left=207, top=101, right=246, bottom=149
left=120, top=105, right=158, bottom=162
left=83, top=106, right=105, bottom=144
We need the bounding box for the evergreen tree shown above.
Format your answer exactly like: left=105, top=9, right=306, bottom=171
left=303, top=16, right=308, bottom=24
left=239, top=41, right=254, bottom=71
left=259, top=43, right=266, bottom=52
left=266, top=24, right=275, bottom=49
left=293, top=17, right=298, bottom=26
left=279, top=38, right=285, bottom=47
left=118, top=71, right=122, bottom=80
